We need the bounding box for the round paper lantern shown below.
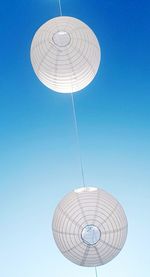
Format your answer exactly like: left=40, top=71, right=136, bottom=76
left=52, top=187, right=128, bottom=267
left=30, top=16, right=101, bottom=93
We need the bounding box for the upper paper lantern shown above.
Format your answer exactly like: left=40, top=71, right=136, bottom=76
left=30, top=16, right=101, bottom=93
left=52, top=187, right=128, bottom=267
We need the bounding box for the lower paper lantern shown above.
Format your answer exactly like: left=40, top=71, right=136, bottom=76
left=52, top=187, right=128, bottom=267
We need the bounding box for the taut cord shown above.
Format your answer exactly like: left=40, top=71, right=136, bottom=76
left=71, top=93, right=86, bottom=187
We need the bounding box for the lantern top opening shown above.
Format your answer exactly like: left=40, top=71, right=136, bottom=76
left=74, top=187, right=98, bottom=193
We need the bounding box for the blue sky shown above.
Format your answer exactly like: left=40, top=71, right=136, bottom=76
left=0, top=0, right=150, bottom=276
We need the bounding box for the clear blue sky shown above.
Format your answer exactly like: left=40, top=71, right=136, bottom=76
left=0, top=0, right=150, bottom=276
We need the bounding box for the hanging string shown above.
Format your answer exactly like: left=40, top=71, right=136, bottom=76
left=57, top=0, right=85, bottom=187
left=71, top=93, right=86, bottom=187
left=58, top=0, right=62, bottom=16
left=95, top=267, right=98, bottom=277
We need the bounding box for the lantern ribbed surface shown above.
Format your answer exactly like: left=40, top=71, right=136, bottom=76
left=52, top=187, right=128, bottom=267
left=30, top=16, right=100, bottom=93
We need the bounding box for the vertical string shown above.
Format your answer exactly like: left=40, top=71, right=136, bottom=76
left=58, top=0, right=62, bottom=16
left=95, top=267, right=98, bottom=277
left=71, top=93, right=86, bottom=187
left=57, top=1, right=85, bottom=187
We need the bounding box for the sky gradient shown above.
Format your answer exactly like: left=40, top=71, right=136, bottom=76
left=0, top=0, right=150, bottom=276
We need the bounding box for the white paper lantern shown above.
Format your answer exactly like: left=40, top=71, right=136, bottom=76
left=52, top=187, right=128, bottom=267
left=30, top=16, right=101, bottom=93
